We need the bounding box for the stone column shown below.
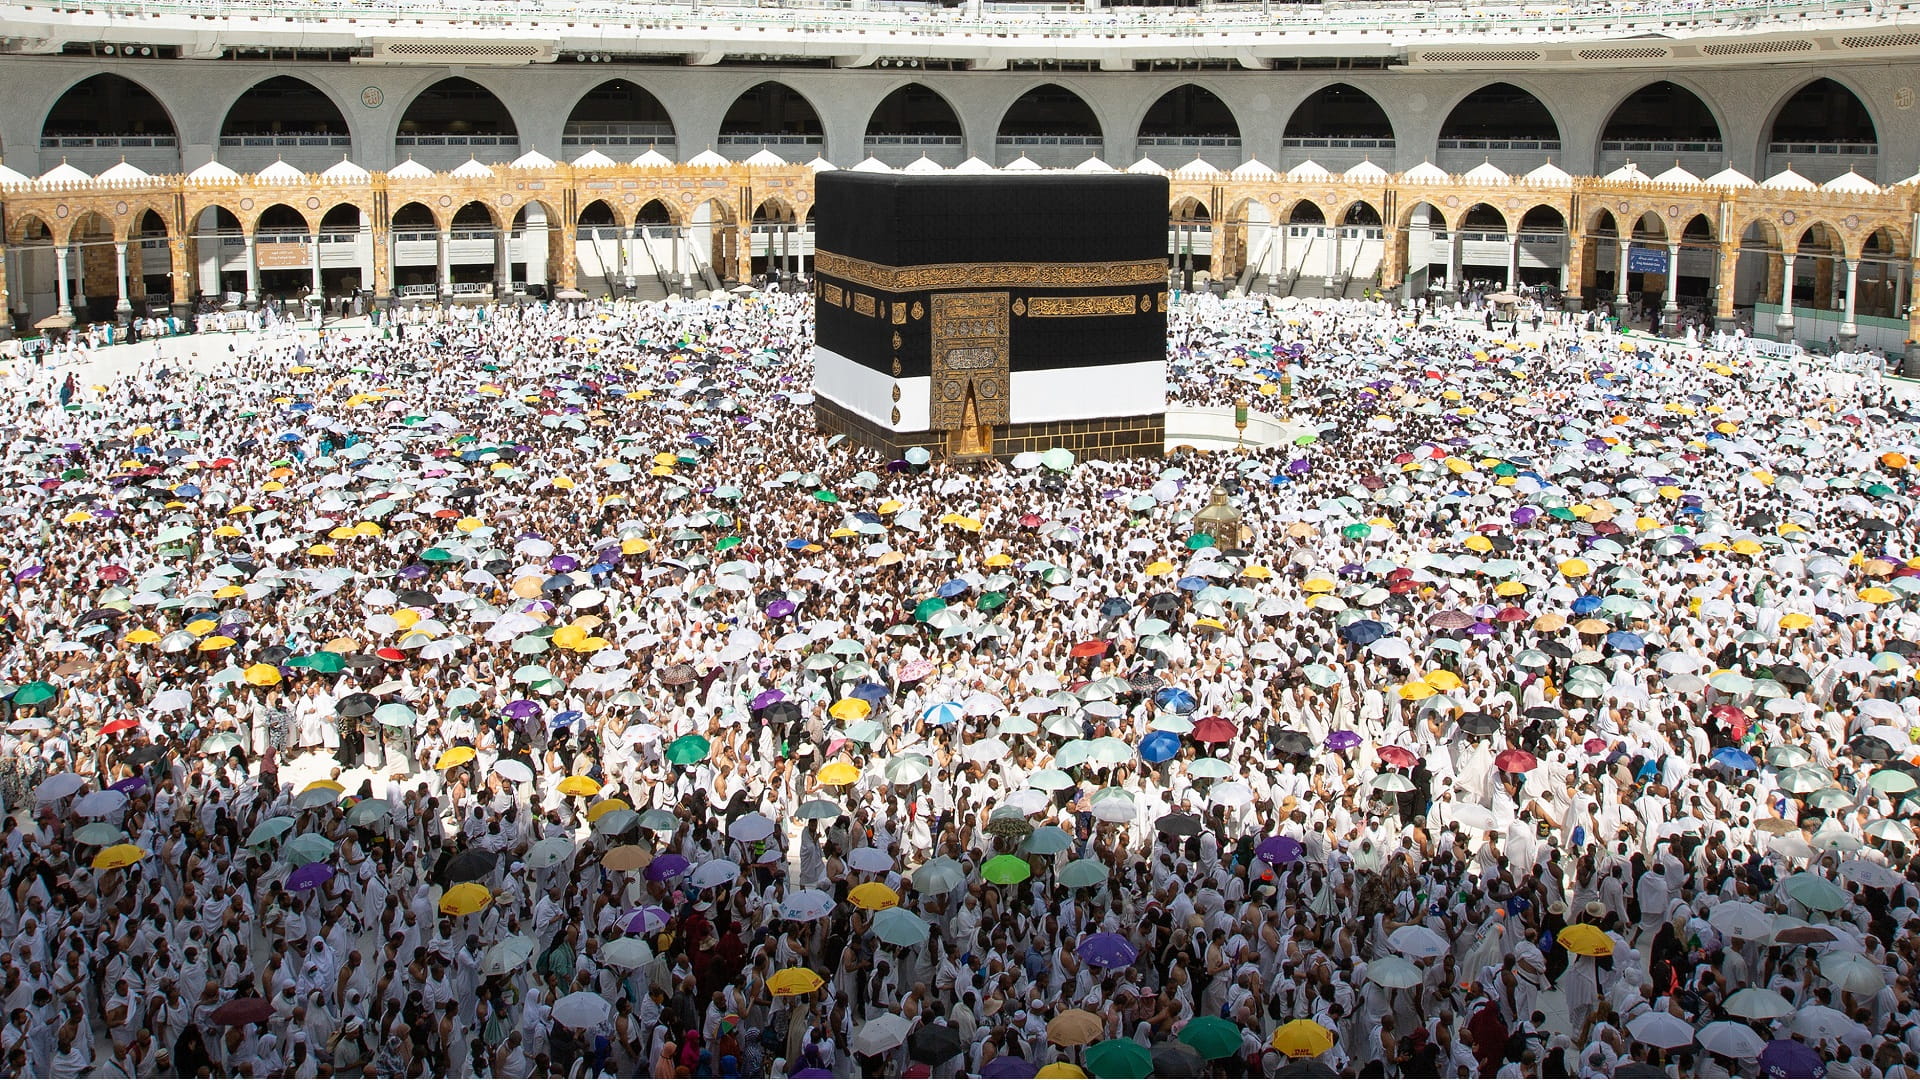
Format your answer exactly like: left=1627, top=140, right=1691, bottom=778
left=371, top=227, right=392, bottom=308
left=243, top=233, right=260, bottom=308
left=494, top=230, right=511, bottom=298
left=114, top=242, right=133, bottom=324
left=1661, top=242, right=1681, bottom=336
left=1712, top=242, right=1740, bottom=332
left=54, top=246, right=72, bottom=318
left=1506, top=231, right=1520, bottom=291
left=436, top=229, right=452, bottom=298
left=1777, top=253, right=1797, bottom=342
left=1445, top=229, right=1462, bottom=305
left=1561, top=226, right=1583, bottom=312
left=1838, top=258, right=1859, bottom=348
left=1613, top=238, right=1630, bottom=323
left=170, top=236, right=194, bottom=324
left=1322, top=226, right=1340, bottom=298
left=310, top=233, right=324, bottom=300
left=0, top=246, right=12, bottom=342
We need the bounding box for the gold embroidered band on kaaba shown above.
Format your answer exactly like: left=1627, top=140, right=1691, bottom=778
left=815, top=251, right=1168, bottom=292
left=1026, top=295, right=1141, bottom=318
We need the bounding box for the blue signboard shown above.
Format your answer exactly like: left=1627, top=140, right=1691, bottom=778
left=1627, top=246, right=1670, bottom=274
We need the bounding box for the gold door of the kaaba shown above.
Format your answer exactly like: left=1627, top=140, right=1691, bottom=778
left=929, top=291, right=1010, bottom=458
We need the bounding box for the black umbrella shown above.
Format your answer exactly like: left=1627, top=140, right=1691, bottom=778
left=77, top=608, right=125, bottom=625
left=1769, top=664, right=1812, bottom=688
left=1155, top=812, right=1203, bottom=837
left=484, top=559, right=513, bottom=577
left=397, top=589, right=437, bottom=607
left=1458, top=713, right=1501, bottom=737
left=1884, top=639, right=1919, bottom=656
left=1151, top=1042, right=1206, bottom=1076
left=907, top=1024, right=964, bottom=1065
left=1273, top=730, right=1314, bottom=756
left=1523, top=706, right=1563, bottom=721
left=256, top=645, right=292, bottom=665
left=444, top=849, right=499, bottom=883
left=343, top=653, right=382, bottom=669
left=1860, top=519, right=1897, bottom=532
left=335, top=693, right=377, bottom=717
left=762, top=701, right=802, bottom=725
left=1339, top=620, right=1386, bottom=645
left=1098, top=597, right=1131, bottom=619
left=1537, top=641, right=1573, bottom=660
left=542, top=575, right=575, bottom=594
left=1850, top=735, right=1895, bottom=763
left=1128, top=673, right=1164, bottom=694
left=1146, top=592, right=1182, bottom=613
left=122, top=745, right=167, bottom=766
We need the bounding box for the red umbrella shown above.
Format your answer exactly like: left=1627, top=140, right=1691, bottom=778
left=1494, top=606, right=1530, bottom=623
left=1191, top=716, right=1237, bottom=744
left=1388, top=579, right=1419, bottom=594
left=1377, top=745, right=1418, bottom=769
left=99, top=718, right=138, bottom=736
left=1019, top=513, right=1044, bottom=528
left=209, top=997, right=274, bottom=1026
left=99, top=565, right=129, bottom=583
left=1495, top=748, right=1540, bottom=773
left=1068, top=641, right=1108, bottom=659
left=375, top=647, right=407, bottom=662
left=1710, top=705, right=1747, bottom=725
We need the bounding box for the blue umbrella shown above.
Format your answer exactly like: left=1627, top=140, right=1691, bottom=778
left=1605, top=630, right=1645, bottom=651
left=1175, top=576, right=1208, bottom=592
left=849, top=682, right=890, bottom=705
left=1339, top=620, right=1386, bottom=645
left=936, top=579, right=969, bottom=599
left=174, top=484, right=202, bottom=498
left=1571, top=595, right=1603, bottom=615
left=1712, top=746, right=1758, bottom=771
left=921, top=701, right=964, bottom=726
left=1154, top=688, right=1198, bottom=714
left=1098, top=597, right=1131, bottom=619
left=1138, top=730, right=1181, bottom=764
left=1076, top=932, right=1138, bottom=968
left=277, top=432, right=302, bottom=443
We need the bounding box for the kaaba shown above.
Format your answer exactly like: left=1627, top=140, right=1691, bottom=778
left=810, top=172, right=1169, bottom=460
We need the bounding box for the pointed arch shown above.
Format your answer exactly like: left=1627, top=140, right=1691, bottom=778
left=1437, top=82, right=1561, bottom=148
left=998, top=83, right=1101, bottom=139
left=1137, top=84, right=1241, bottom=144
left=220, top=76, right=350, bottom=141
left=720, top=81, right=825, bottom=159
left=1284, top=83, right=1395, bottom=145
left=42, top=73, right=180, bottom=142
left=1596, top=80, right=1724, bottom=161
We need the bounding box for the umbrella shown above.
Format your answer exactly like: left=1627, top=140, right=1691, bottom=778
left=853, top=1014, right=914, bottom=1056
left=768, top=967, right=825, bottom=996
left=551, top=991, right=613, bottom=1029
left=909, top=1024, right=966, bottom=1065
left=1084, top=1038, right=1152, bottom=1078
left=1178, top=1016, right=1243, bottom=1060
left=1270, top=1019, right=1335, bottom=1058
left=1758, top=1039, right=1824, bottom=1077
left=981, top=854, right=1031, bottom=885
left=1047, top=1009, right=1105, bottom=1047
left=1388, top=924, right=1449, bottom=959
left=1697, top=1021, right=1766, bottom=1059
left=1724, top=988, right=1795, bottom=1020
left=1627, top=1011, right=1696, bottom=1049
left=1076, top=932, right=1136, bottom=967
left=1557, top=924, right=1613, bottom=956
left=1149, top=1042, right=1205, bottom=1078
left=439, top=882, right=493, bottom=916
left=849, top=882, right=900, bottom=910
left=1364, top=956, right=1424, bottom=989
left=209, top=997, right=273, bottom=1026
left=871, top=907, right=930, bottom=947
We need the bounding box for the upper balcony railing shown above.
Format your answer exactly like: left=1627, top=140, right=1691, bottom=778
left=0, top=0, right=1888, bottom=41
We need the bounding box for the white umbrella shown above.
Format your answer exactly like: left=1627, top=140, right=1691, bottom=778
left=73, top=790, right=128, bottom=817
left=1627, top=1011, right=1695, bottom=1049
left=847, top=848, right=893, bottom=874
left=1723, top=987, right=1794, bottom=1020
left=778, top=888, right=836, bottom=922
left=550, top=991, right=612, bottom=1029
left=1789, top=1004, right=1853, bottom=1041
left=727, top=812, right=776, bottom=843
left=1697, top=1021, right=1765, bottom=1059
left=1363, top=955, right=1424, bottom=989
left=1818, top=952, right=1887, bottom=995
left=1388, top=924, right=1449, bottom=960
left=600, top=937, right=654, bottom=970
left=690, top=859, right=740, bottom=890
left=1706, top=900, right=1774, bottom=941
left=852, top=1014, right=914, bottom=1056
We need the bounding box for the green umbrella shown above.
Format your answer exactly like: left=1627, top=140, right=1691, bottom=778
left=1292, top=434, right=1317, bottom=446
left=715, top=536, right=743, bottom=552
left=1040, top=447, right=1075, bottom=472
left=1058, top=858, right=1108, bottom=888
left=421, top=548, right=453, bottom=563
left=289, top=651, right=346, bottom=673
left=74, top=822, right=125, bottom=846
left=977, top=591, right=1008, bottom=612
left=638, top=808, right=680, bottom=832
left=1085, top=1037, right=1152, bottom=1078
left=246, top=816, right=297, bottom=846
left=345, top=799, right=391, bottom=827
left=812, top=490, right=840, bottom=504
left=1781, top=870, right=1849, bottom=912
left=1342, top=522, right=1373, bottom=540
left=282, top=832, right=335, bottom=865
left=526, top=836, right=576, bottom=869
left=12, top=682, right=56, bottom=706
left=1179, top=1016, right=1243, bottom=1060
left=1185, top=534, right=1215, bottom=551
left=665, top=735, right=711, bottom=765
left=1021, top=825, right=1073, bottom=856
left=980, top=854, right=1032, bottom=885
left=871, top=907, right=930, bottom=947
left=913, top=597, right=949, bottom=623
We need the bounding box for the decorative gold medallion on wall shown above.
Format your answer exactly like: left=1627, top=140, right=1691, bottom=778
left=890, top=384, right=902, bottom=402
left=1012, top=298, right=1027, bottom=317
left=891, top=332, right=902, bottom=350
left=1158, top=291, right=1168, bottom=312
left=890, top=358, right=902, bottom=376
left=910, top=302, right=924, bottom=321
left=1140, top=295, right=1153, bottom=313
left=890, top=407, right=901, bottom=425
left=891, top=303, right=908, bottom=325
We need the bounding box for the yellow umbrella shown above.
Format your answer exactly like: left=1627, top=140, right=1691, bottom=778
left=1463, top=535, right=1494, bottom=553
left=214, top=584, right=247, bottom=599
left=984, top=553, right=1013, bottom=568
left=1731, top=539, right=1764, bottom=556
left=1558, top=559, right=1591, bottom=578
left=123, top=629, right=161, bottom=645
left=829, top=698, right=871, bottom=722
left=1779, top=612, right=1816, bottom=630
left=1271, top=1019, right=1335, bottom=1058
left=304, top=779, right=345, bottom=795
left=1302, top=578, right=1335, bottom=594
left=1193, top=617, right=1227, bottom=632
left=436, top=746, right=476, bottom=770
left=768, top=968, right=825, bottom=996
left=1241, top=565, right=1272, bottom=580
left=1424, top=670, right=1463, bottom=692
left=60, top=511, right=92, bottom=525
left=1046, top=1009, right=1106, bottom=1047
left=91, top=844, right=148, bottom=870
left=186, top=619, right=218, bottom=637
left=307, top=544, right=337, bottom=557
left=585, top=798, right=631, bottom=823
left=1494, top=581, right=1527, bottom=597
left=243, top=664, right=282, bottom=687
left=1859, top=587, right=1897, bottom=605
left=557, top=775, right=602, bottom=797
left=817, top=761, right=861, bottom=786
left=848, top=882, right=900, bottom=910
left=1557, top=924, right=1614, bottom=956
left=440, top=883, right=493, bottom=916
left=1143, top=560, right=1175, bottom=577
left=197, top=636, right=236, bottom=652
left=1398, top=681, right=1436, bottom=701
left=552, top=625, right=588, bottom=650
left=1036, top=1066, right=1088, bottom=1079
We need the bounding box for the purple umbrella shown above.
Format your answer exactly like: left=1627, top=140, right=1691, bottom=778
left=1326, top=730, right=1362, bottom=751
left=397, top=564, right=430, bottom=580
left=109, top=776, right=148, bottom=793
left=644, top=854, right=691, bottom=882
left=1076, top=932, right=1137, bottom=968
left=766, top=599, right=797, bottom=619
left=793, top=1071, right=833, bottom=1079
left=287, top=862, right=334, bottom=892
left=503, top=699, right=542, bottom=720
left=1287, top=459, right=1311, bottom=475
left=551, top=554, right=579, bottom=573
left=1510, top=507, right=1539, bottom=525
left=624, top=905, right=671, bottom=934
left=750, top=690, right=786, bottom=711
left=1255, top=836, right=1304, bottom=865
left=982, top=1058, right=1037, bottom=1078
left=1759, top=1039, right=1825, bottom=1078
